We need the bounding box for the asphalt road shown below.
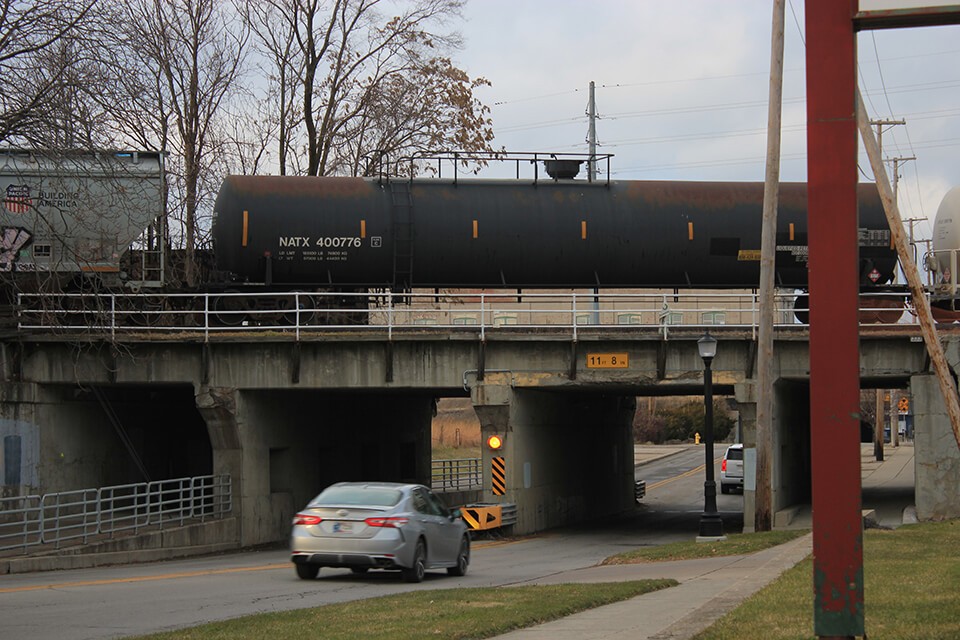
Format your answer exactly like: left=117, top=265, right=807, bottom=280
left=635, top=447, right=745, bottom=537
left=0, top=448, right=733, bottom=640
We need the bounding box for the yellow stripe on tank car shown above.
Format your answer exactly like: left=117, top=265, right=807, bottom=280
left=473, top=219, right=478, bottom=239
left=581, top=220, right=587, bottom=239
left=242, top=210, right=249, bottom=247
left=360, top=219, right=366, bottom=238
left=789, top=222, right=795, bottom=241
left=688, top=222, right=694, bottom=240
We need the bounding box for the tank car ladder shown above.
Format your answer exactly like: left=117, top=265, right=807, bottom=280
left=390, top=180, right=415, bottom=298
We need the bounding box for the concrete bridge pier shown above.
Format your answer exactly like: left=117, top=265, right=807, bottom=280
left=735, top=379, right=811, bottom=531
left=194, top=387, right=436, bottom=546
left=735, top=382, right=757, bottom=532
left=911, top=374, right=960, bottom=520
left=471, top=381, right=636, bottom=535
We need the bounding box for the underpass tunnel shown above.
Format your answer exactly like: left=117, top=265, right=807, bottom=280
left=774, top=381, right=811, bottom=513
left=472, top=383, right=636, bottom=534
left=194, top=388, right=435, bottom=546
left=0, top=382, right=211, bottom=496
left=740, top=377, right=924, bottom=531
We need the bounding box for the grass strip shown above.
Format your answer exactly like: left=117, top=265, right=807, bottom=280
left=603, top=528, right=809, bottom=564
left=693, top=520, right=960, bottom=639
left=127, top=580, right=676, bottom=640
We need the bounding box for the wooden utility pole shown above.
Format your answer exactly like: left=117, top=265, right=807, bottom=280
left=874, top=390, right=885, bottom=461
left=755, top=0, right=784, bottom=533
left=857, top=88, right=960, bottom=453
left=587, top=81, right=598, bottom=182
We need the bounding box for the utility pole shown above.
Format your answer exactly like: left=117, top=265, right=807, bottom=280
left=869, top=119, right=908, bottom=462
left=755, top=0, right=785, bottom=533
left=587, top=81, right=598, bottom=182
left=888, top=152, right=915, bottom=450
left=858, top=88, right=960, bottom=459
left=894, top=174, right=922, bottom=449
left=870, top=118, right=905, bottom=155
left=586, top=80, right=601, bottom=322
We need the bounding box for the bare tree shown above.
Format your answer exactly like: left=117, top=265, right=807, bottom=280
left=0, top=0, right=100, bottom=146
left=242, top=0, right=301, bottom=175
left=247, top=0, right=494, bottom=177
left=117, top=0, right=248, bottom=286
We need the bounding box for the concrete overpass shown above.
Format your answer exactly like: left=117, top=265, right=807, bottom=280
left=1, top=319, right=959, bottom=548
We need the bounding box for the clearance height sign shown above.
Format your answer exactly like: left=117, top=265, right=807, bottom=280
left=586, top=353, right=628, bottom=369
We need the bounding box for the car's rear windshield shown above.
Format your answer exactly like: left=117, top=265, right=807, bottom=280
left=727, top=448, right=744, bottom=460
left=312, top=486, right=403, bottom=507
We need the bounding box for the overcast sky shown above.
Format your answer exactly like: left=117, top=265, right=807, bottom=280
left=453, top=0, right=960, bottom=245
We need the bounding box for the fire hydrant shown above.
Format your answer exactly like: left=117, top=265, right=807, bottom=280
left=695, top=432, right=701, bottom=444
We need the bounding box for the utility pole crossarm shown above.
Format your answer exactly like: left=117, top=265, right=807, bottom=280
left=857, top=88, right=960, bottom=451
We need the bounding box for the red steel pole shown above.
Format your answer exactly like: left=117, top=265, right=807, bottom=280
left=805, top=1, right=864, bottom=637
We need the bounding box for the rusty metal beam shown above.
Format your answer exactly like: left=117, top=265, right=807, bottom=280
left=855, top=5, right=960, bottom=30
left=806, top=1, right=865, bottom=637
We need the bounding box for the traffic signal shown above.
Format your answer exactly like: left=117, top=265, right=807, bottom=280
left=898, top=397, right=910, bottom=413
left=487, top=434, right=503, bottom=450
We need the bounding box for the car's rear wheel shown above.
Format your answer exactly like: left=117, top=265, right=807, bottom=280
left=295, top=563, right=319, bottom=580
left=402, top=539, right=426, bottom=583
left=447, top=536, right=470, bottom=577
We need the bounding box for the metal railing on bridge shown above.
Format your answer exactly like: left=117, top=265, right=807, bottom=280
left=431, top=458, right=482, bottom=492
left=0, top=474, right=232, bottom=554
left=15, top=290, right=917, bottom=341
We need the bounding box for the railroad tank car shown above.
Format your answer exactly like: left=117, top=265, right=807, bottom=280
left=0, top=150, right=163, bottom=288
left=929, top=186, right=960, bottom=317
left=212, top=175, right=898, bottom=292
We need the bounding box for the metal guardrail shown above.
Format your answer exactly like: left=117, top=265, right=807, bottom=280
left=431, top=458, right=482, bottom=492
left=0, top=474, right=231, bottom=553
left=15, top=290, right=917, bottom=341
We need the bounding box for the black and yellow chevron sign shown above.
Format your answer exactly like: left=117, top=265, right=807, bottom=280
left=491, top=456, right=506, bottom=496
left=461, top=505, right=502, bottom=530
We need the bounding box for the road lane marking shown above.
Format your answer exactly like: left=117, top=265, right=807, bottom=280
left=1, top=540, right=512, bottom=594
left=0, top=563, right=290, bottom=594
left=644, top=455, right=723, bottom=491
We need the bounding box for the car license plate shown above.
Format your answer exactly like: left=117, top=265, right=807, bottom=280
left=332, top=522, right=353, bottom=533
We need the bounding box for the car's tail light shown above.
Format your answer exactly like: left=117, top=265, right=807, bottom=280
left=721, top=459, right=727, bottom=472
left=365, top=516, right=409, bottom=528
left=293, top=513, right=322, bottom=526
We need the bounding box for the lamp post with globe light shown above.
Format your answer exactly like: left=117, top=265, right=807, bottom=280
left=697, top=332, right=726, bottom=540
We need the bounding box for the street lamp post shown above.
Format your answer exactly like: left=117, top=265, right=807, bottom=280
left=698, top=332, right=726, bottom=540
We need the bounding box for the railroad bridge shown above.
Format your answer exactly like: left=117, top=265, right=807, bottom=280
left=1, top=291, right=959, bottom=548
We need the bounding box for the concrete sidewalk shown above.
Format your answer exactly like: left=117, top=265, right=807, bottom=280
left=493, top=533, right=812, bottom=640
left=491, top=442, right=915, bottom=640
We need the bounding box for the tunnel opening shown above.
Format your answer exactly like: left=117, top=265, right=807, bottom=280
left=82, top=383, right=213, bottom=484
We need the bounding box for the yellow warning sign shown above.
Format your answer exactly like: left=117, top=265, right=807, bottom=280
left=461, top=505, right=503, bottom=530
left=491, top=456, right=506, bottom=496
left=586, top=353, right=629, bottom=369
left=738, top=250, right=762, bottom=261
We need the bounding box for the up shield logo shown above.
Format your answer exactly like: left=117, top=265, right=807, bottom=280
left=4, top=185, right=32, bottom=214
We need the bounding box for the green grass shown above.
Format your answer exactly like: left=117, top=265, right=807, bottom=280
left=125, top=581, right=677, bottom=640
left=432, top=444, right=481, bottom=460
left=693, top=520, right=960, bottom=639
left=603, top=528, right=810, bottom=564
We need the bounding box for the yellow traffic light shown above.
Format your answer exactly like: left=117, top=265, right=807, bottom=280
left=898, top=397, right=909, bottom=413
left=487, top=434, right=503, bottom=450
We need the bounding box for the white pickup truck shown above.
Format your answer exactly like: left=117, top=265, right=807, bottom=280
left=720, top=443, right=744, bottom=494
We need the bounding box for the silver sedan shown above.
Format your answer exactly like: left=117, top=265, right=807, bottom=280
left=290, top=482, right=470, bottom=583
